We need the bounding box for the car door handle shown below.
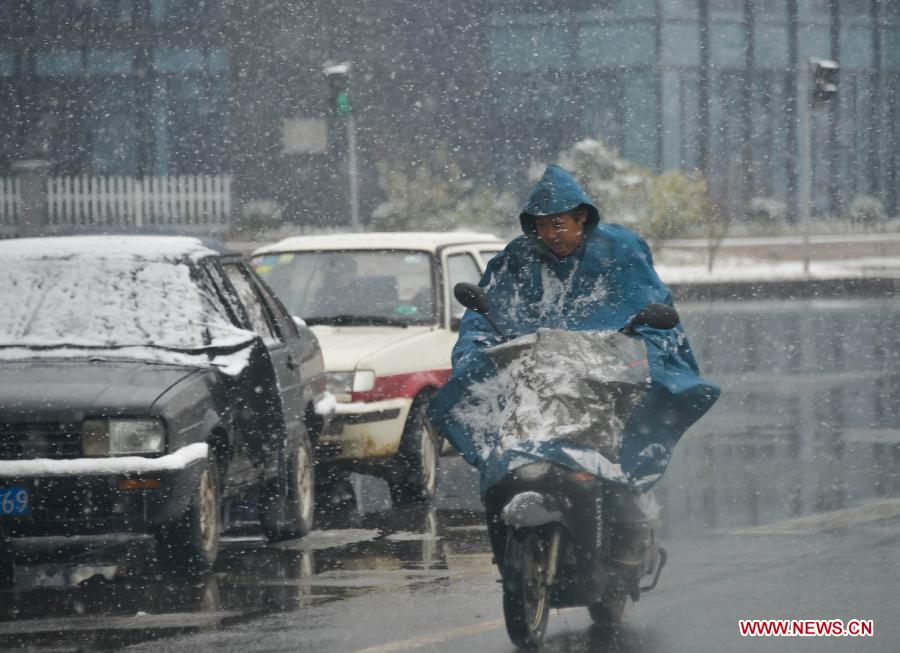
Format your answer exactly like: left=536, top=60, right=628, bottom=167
left=286, top=355, right=298, bottom=370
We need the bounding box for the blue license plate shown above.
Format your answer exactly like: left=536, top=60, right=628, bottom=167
left=0, top=486, right=30, bottom=516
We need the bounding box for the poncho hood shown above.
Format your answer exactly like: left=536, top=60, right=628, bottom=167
left=519, top=164, right=601, bottom=236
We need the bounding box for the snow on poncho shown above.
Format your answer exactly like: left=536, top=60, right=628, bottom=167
left=0, top=236, right=256, bottom=373
left=427, top=164, right=720, bottom=494
left=464, top=329, right=649, bottom=462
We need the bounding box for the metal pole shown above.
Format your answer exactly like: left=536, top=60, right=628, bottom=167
left=12, top=159, right=50, bottom=238
left=798, top=60, right=812, bottom=274
left=346, top=113, right=360, bottom=232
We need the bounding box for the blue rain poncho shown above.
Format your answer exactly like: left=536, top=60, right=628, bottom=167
left=427, top=164, right=720, bottom=495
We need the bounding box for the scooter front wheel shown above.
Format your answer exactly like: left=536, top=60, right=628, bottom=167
left=588, top=590, right=626, bottom=626
left=502, top=527, right=554, bottom=649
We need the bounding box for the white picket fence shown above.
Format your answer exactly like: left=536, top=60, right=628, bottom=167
left=0, top=174, right=232, bottom=236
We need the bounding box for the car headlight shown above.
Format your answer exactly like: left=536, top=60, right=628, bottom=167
left=353, top=370, right=376, bottom=393
left=325, top=371, right=354, bottom=396
left=82, top=419, right=166, bottom=456
left=326, top=370, right=376, bottom=396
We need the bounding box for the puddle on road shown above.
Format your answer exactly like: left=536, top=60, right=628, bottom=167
left=273, top=528, right=381, bottom=550
left=0, top=506, right=490, bottom=651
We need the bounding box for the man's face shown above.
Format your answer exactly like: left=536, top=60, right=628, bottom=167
left=534, top=210, right=587, bottom=257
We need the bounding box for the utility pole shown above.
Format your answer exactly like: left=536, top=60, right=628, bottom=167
left=798, top=63, right=812, bottom=274
left=347, top=111, right=359, bottom=233
left=798, top=58, right=839, bottom=273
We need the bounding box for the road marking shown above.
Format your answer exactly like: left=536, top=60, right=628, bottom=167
left=350, top=619, right=506, bottom=652
left=352, top=605, right=584, bottom=653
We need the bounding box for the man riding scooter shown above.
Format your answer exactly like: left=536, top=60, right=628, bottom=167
left=427, top=164, right=720, bottom=642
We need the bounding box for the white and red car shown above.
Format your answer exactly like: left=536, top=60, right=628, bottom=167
left=252, top=232, right=504, bottom=505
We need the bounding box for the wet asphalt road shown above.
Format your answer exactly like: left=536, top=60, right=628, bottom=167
left=2, top=457, right=899, bottom=653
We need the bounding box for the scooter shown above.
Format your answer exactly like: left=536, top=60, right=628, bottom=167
left=453, top=282, right=676, bottom=649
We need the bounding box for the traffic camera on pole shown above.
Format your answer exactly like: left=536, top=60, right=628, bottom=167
left=323, top=62, right=352, bottom=116
left=811, top=58, right=839, bottom=104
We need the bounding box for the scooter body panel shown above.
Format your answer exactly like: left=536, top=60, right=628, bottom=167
left=491, top=463, right=663, bottom=609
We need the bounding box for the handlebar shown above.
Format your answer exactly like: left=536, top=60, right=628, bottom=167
left=453, top=282, right=680, bottom=338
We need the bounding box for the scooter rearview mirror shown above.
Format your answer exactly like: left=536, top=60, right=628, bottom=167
left=454, top=282, right=489, bottom=315
left=453, top=282, right=505, bottom=337
left=626, top=303, right=680, bottom=333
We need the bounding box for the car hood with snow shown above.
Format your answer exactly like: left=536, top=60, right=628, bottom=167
left=0, top=359, right=200, bottom=422
left=310, top=325, right=437, bottom=373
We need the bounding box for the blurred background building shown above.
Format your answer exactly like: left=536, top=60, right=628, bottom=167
left=0, top=0, right=897, bottom=230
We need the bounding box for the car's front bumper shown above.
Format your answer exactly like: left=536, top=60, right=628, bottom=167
left=316, top=398, right=412, bottom=463
left=0, top=443, right=207, bottom=538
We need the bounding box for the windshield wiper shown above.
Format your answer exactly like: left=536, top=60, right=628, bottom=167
left=305, top=315, right=410, bottom=328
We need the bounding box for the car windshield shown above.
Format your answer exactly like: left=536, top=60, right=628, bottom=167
left=0, top=254, right=249, bottom=351
left=252, top=249, right=436, bottom=325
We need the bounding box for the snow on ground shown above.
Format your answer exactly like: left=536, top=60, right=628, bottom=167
left=655, top=251, right=900, bottom=285
left=665, top=232, right=900, bottom=247
left=652, top=231, right=900, bottom=284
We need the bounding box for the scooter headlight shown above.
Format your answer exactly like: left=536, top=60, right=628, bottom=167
left=515, top=462, right=553, bottom=481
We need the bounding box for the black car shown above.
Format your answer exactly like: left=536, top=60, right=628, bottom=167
left=0, top=235, right=328, bottom=575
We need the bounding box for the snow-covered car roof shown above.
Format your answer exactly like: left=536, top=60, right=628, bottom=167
left=0, top=234, right=225, bottom=261
left=253, top=231, right=504, bottom=255
left=0, top=235, right=255, bottom=365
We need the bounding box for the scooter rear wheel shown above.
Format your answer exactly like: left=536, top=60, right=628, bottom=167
left=502, top=528, right=553, bottom=649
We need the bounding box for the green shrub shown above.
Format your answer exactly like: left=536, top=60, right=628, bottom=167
left=845, top=195, right=887, bottom=228
left=556, top=136, right=712, bottom=248
left=747, top=197, right=787, bottom=225
left=640, top=170, right=710, bottom=247
left=373, top=145, right=514, bottom=234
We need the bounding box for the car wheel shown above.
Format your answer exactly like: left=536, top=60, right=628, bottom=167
left=0, top=539, right=13, bottom=588
left=388, top=396, right=440, bottom=507
left=260, top=424, right=315, bottom=541
left=314, top=468, right=358, bottom=526
left=155, top=452, right=221, bottom=576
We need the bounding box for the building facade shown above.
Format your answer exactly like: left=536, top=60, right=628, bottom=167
left=0, top=1, right=231, bottom=178
left=0, top=1, right=897, bottom=228
left=487, top=0, right=899, bottom=217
